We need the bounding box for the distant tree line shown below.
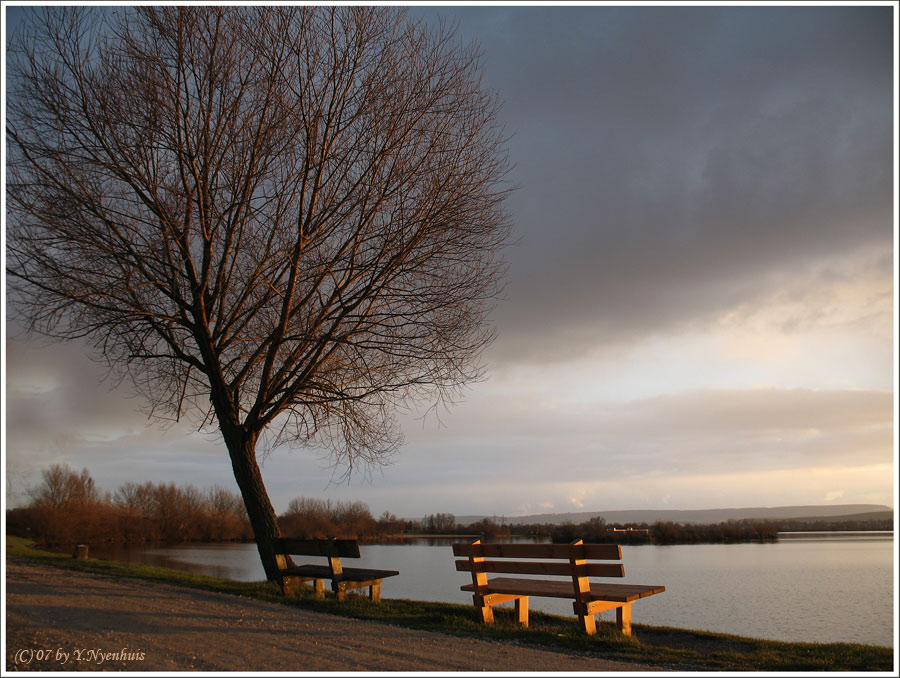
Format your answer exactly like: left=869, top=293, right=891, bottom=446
left=410, top=516, right=782, bottom=544
left=537, top=516, right=779, bottom=544
left=6, top=465, right=516, bottom=545
left=278, top=497, right=383, bottom=539
left=418, top=514, right=513, bottom=538
left=7, top=464, right=251, bottom=545
left=277, top=505, right=512, bottom=540
left=541, top=517, right=887, bottom=544
left=277, top=509, right=893, bottom=543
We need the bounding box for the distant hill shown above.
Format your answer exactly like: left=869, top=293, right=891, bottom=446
left=777, top=510, right=893, bottom=524
left=455, top=504, right=894, bottom=526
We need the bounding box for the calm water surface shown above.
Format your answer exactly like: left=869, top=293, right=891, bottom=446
left=90, top=532, right=894, bottom=647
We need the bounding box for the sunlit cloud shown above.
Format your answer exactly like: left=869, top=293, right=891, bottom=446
left=529, top=463, right=894, bottom=514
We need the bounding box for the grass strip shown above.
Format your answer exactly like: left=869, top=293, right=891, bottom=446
left=6, top=536, right=893, bottom=671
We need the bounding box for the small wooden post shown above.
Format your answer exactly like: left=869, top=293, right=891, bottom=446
left=73, top=544, right=89, bottom=560
left=569, top=539, right=596, bottom=635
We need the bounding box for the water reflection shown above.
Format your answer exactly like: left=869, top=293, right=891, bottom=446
left=85, top=542, right=263, bottom=582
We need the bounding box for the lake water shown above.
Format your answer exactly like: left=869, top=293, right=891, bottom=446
left=88, top=532, right=894, bottom=648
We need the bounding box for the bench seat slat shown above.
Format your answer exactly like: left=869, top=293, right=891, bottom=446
left=455, top=559, right=624, bottom=578
left=461, top=577, right=665, bottom=602
left=452, top=542, right=621, bottom=560
left=281, top=564, right=399, bottom=582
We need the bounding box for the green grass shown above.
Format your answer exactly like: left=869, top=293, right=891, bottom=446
left=6, top=536, right=894, bottom=671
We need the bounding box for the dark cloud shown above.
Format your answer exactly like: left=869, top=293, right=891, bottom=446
left=414, top=6, right=894, bottom=363
left=6, top=5, right=894, bottom=515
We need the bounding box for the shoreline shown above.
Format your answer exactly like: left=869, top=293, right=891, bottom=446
left=4, top=538, right=894, bottom=671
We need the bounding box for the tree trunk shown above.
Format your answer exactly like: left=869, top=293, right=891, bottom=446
left=223, top=431, right=285, bottom=581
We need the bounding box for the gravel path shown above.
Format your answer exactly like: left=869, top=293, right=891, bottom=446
left=6, top=560, right=658, bottom=672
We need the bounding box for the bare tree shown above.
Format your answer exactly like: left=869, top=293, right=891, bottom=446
left=7, top=6, right=510, bottom=579
left=424, top=512, right=457, bottom=533
left=28, top=464, right=98, bottom=510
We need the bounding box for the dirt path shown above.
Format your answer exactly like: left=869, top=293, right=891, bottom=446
left=6, top=560, right=659, bottom=672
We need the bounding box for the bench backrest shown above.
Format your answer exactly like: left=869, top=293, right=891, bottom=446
left=275, top=538, right=361, bottom=558
left=453, top=539, right=624, bottom=605
left=274, top=538, right=360, bottom=575
left=453, top=540, right=624, bottom=578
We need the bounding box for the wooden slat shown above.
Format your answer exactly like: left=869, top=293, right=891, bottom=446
left=589, top=582, right=666, bottom=601
left=461, top=577, right=665, bottom=603
left=276, top=538, right=360, bottom=558
left=279, top=564, right=333, bottom=579
left=455, top=559, right=624, bottom=578
left=281, top=564, right=399, bottom=582
left=451, top=542, right=621, bottom=560
left=336, top=566, right=400, bottom=582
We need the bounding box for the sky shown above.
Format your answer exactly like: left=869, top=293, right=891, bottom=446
left=3, top=3, right=897, bottom=520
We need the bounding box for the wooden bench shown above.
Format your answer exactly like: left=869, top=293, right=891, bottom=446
left=453, top=539, right=664, bottom=636
left=275, top=538, right=399, bottom=602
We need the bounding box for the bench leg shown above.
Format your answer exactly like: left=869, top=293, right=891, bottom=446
left=313, top=579, right=325, bottom=599
left=579, top=612, right=597, bottom=635
left=616, top=603, right=632, bottom=636
left=573, top=602, right=597, bottom=635
left=473, top=594, right=527, bottom=625
left=368, top=581, right=382, bottom=602
left=334, top=581, right=348, bottom=601
left=281, top=576, right=299, bottom=598
left=515, top=596, right=529, bottom=627
left=479, top=606, right=495, bottom=623
left=473, top=595, right=495, bottom=623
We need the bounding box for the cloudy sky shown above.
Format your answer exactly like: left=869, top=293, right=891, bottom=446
left=3, top=3, right=896, bottom=519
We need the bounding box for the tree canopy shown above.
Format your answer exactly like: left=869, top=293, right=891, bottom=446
left=7, top=6, right=510, bottom=578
